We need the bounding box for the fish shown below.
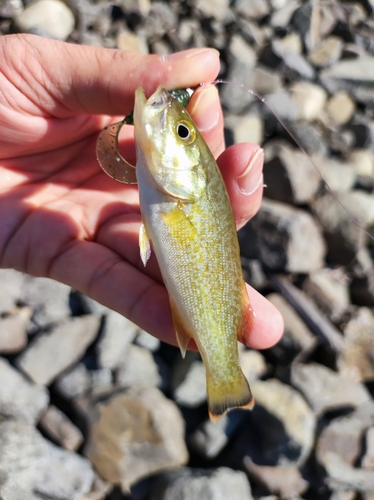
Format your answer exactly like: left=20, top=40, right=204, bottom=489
left=132, top=86, right=254, bottom=420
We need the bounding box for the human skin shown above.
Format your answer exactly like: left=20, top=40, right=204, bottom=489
left=0, top=34, right=283, bottom=349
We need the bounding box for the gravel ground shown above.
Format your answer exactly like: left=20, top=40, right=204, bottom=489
left=0, top=1, right=374, bottom=499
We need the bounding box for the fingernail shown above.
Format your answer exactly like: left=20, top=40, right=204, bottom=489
left=237, top=148, right=264, bottom=195
left=161, top=48, right=219, bottom=61
left=188, top=85, right=220, bottom=132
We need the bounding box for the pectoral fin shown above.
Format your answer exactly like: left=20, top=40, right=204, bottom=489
left=96, top=121, right=138, bottom=184
left=170, top=299, right=193, bottom=358
left=139, top=221, right=151, bottom=266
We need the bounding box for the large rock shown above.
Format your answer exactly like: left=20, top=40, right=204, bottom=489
left=263, top=142, right=322, bottom=204
left=244, top=457, right=308, bottom=498
left=302, top=268, right=350, bottom=322
left=266, top=293, right=316, bottom=364
left=150, top=467, right=253, bottom=500
left=0, top=307, right=30, bottom=354
left=115, top=344, right=161, bottom=388
left=0, top=357, right=49, bottom=424
left=316, top=402, right=374, bottom=492
left=14, top=0, right=75, bottom=40
left=84, top=387, right=188, bottom=491
left=338, top=308, right=374, bottom=383
left=220, top=35, right=257, bottom=113
left=96, top=310, right=138, bottom=370
left=17, top=315, right=100, bottom=385
left=20, top=276, right=71, bottom=330
left=54, top=363, right=92, bottom=399
left=311, top=191, right=374, bottom=264
left=0, top=268, right=24, bottom=314
left=230, top=379, right=315, bottom=467
left=0, top=420, right=101, bottom=500
left=239, top=198, right=326, bottom=272
left=39, top=404, right=84, bottom=451
left=291, top=363, right=371, bottom=415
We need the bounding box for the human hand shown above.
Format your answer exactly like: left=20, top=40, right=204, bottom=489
left=0, top=34, right=283, bottom=349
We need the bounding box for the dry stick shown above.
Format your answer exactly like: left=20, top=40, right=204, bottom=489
left=268, top=273, right=345, bottom=353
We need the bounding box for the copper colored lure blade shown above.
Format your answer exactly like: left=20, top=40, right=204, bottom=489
left=96, top=120, right=137, bottom=184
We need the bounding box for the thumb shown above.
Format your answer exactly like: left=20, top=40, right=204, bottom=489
left=4, top=34, right=220, bottom=118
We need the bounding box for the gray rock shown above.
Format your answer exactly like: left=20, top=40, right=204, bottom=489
left=240, top=198, right=326, bottom=273
left=90, top=368, right=113, bottom=395
left=272, top=32, right=302, bottom=56
left=302, top=268, right=350, bottom=322
left=312, top=191, right=374, bottom=264
left=195, top=0, right=230, bottom=21
left=308, top=36, right=344, bottom=67
left=39, top=404, right=84, bottom=451
left=291, top=363, right=371, bottom=415
left=266, top=293, right=316, bottom=362
left=265, top=90, right=299, bottom=121
left=220, top=35, right=257, bottom=113
left=135, top=329, right=161, bottom=352
left=349, top=149, right=374, bottom=176
left=172, top=352, right=207, bottom=408
left=117, top=30, right=148, bottom=53
left=249, top=379, right=316, bottom=465
left=270, top=0, right=299, bottom=28
left=115, top=344, right=161, bottom=388
left=316, top=402, right=374, bottom=492
left=17, top=314, right=100, bottom=385
left=144, top=1, right=177, bottom=41
left=320, top=57, right=374, bottom=104
left=251, top=66, right=283, bottom=95
left=330, top=493, right=357, bottom=500
left=54, top=363, right=92, bottom=399
left=118, top=0, right=151, bottom=17
left=226, top=113, right=264, bottom=147
left=338, top=308, right=374, bottom=383
left=362, top=426, right=374, bottom=469
left=96, top=310, right=138, bottom=370
left=0, top=268, right=24, bottom=314
left=244, top=457, right=308, bottom=497
left=0, top=419, right=96, bottom=500
left=326, top=91, right=356, bottom=125
left=84, top=387, right=189, bottom=490
left=263, top=142, right=322, bottom=204
left=0, top=357, right=49, bottom=424
left=0, top=307, right=30, bottom=354
left=14, top=0, right=75, bottom=40
left=239, top=348, right=267, bottom=381
left=279, top=51, right=315, bottom=79
left=0, top=0, right=22, bottom=18
left=236, top=0, right=270, bottom=19
left=21, top=276, right=71, bottom=330
left=321, top=56, right=374, bottom=84
left=287, top=121, right=328, bottom=156
left=313, top=156, right=357, bottom=193
left=150, top=467, right=253, bottom=500
left=188, top=413, right=237, bottom=459
left=289, top=81, right=327, bottom=121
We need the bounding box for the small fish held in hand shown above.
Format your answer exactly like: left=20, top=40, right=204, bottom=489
left=97, top=86, right=254, bottom=420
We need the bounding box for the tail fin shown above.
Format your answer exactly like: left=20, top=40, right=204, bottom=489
left=207, top=369, right=254, bottom=422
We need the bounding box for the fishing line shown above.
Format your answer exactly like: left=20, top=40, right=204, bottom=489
left=207, top=78, right=374, bottom=243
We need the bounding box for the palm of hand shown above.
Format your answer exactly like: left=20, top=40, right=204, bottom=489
left=0, top=34, right=283, bottom=349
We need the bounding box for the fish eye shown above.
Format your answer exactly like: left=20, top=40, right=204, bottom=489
left=176, top=120, right=196, bottom=144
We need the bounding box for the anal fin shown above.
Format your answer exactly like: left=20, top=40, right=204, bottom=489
left=169, top=299, right=193, bottom=358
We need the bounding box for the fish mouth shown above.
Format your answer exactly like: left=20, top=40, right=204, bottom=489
left=134, top=86, right=173, bottom=147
